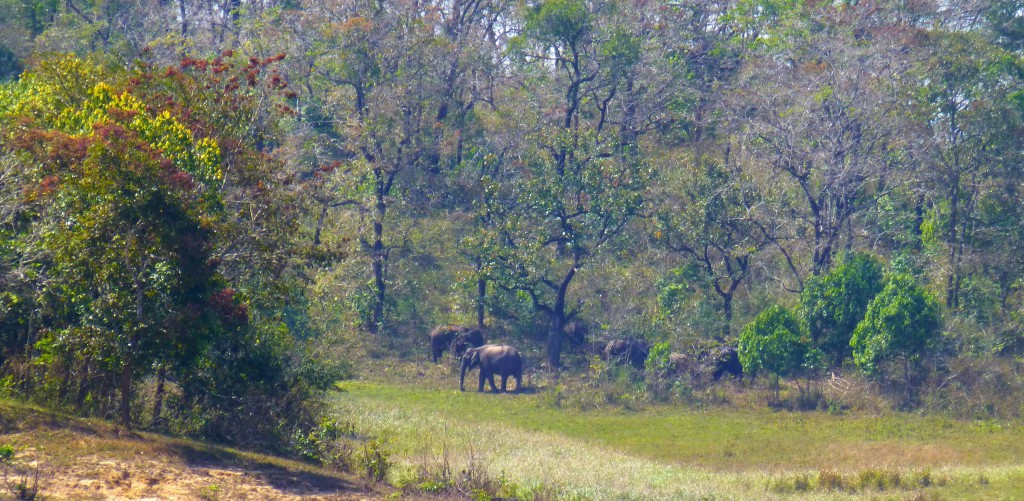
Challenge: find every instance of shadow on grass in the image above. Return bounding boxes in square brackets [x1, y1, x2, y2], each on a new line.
[168, 442, 359, 496]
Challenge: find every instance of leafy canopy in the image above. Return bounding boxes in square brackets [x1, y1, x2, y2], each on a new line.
[850, 274, 943, 376]
[738, 305, 809, 379]
[800, 252, 885, 365]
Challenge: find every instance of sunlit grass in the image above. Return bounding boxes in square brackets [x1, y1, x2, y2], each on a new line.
[331, 381, 1024, 499]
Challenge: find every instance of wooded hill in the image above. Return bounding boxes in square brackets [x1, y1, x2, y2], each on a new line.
[0, 0, 1023, 448]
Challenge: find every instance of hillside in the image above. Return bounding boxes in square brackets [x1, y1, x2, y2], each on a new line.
[0, 399, 385, 500]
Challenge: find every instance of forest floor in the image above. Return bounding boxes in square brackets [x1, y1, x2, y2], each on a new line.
[330, 359, 1024, 500]
[0, 398, 388, 500]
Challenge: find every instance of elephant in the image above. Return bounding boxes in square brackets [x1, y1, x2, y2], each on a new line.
[460, 344, 523, 393]
[712, 346, 743, 381]
[668, 352, 691, 375]
[453, 328, 485, 358]
[429, 325, 485, 363]
[563, 320, 590, 349]
[584, 340, 607, 359]
[604, 338, 650, 369]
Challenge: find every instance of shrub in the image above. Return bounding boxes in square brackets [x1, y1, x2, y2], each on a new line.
[738, 305, 814, 402]
[851, 273, 943, 405]
[359, 437, 392, 482]
[801, 252, 885, 366]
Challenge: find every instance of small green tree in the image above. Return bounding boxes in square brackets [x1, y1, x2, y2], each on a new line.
[800, 252, 885, 367]
[850, 273, 943, 405]
[738, 305, 812, 402]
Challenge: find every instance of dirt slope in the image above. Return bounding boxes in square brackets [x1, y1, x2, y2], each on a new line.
[0, 400, 387, 500]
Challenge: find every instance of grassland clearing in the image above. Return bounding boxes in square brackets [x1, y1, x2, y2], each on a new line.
[331, 377, 1024, 499]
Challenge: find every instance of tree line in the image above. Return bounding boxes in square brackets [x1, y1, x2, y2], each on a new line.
[0, 0, 1022, 431]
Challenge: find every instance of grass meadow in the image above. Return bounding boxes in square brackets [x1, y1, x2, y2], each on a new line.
[330, 372, 1024, 500]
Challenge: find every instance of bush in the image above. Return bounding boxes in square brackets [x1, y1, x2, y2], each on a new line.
[850, 273, 943, 405]
[801, 252, 885, 366]
[738, 305, 814, 402]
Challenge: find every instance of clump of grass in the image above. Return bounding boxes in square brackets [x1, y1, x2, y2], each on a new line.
[291, 417, 360, 470]
[197, 483, 221, 500]
[817, 469, 845, 491]
[769, 467, 949, 494]
[398, 443, 558, 501]
[856, 467, 902, 490]
[358, 437, 392, 483]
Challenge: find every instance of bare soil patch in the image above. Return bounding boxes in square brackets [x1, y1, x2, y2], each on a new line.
[0, 400, 388, 500]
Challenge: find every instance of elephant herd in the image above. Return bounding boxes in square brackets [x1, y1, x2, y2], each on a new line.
[428, 322, 745, 394]
[428, 324, 523, 393]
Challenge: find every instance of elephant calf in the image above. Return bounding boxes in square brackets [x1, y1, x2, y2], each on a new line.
[604, 338, 650, 369]
[460, 345, 523, 393]
[429, 325, 485, 363]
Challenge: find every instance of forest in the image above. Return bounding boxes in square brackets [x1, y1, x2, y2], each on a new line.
[0, 0, 1023, 478]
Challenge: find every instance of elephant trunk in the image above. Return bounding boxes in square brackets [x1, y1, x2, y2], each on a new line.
[460, 361, 468, 392]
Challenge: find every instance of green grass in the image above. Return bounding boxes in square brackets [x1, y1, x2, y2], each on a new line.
[330, 380, 1024, 499]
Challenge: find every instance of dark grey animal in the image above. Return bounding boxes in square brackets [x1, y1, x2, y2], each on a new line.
[453, 328, 485, 358]
[604, 338, 650, 369]
[460, 345, 523, 393]
[563, 320, 590, 349]
[429, 325, 485, 363]
[712, 347, 743, 381]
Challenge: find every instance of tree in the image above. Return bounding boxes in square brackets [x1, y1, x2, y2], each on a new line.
[800, 252, 885, 366]
[4, 55, 227, 428]
[657, 155, 775, 340]
[480, 0, 672, 367]
[850, 273, 943, 404]
[0, 52, 321, 438]
[738, 304, 816, 402]
[303, 1, 460, 333]
[736, 3, 910, 277]
[913, 30, 1024, 311]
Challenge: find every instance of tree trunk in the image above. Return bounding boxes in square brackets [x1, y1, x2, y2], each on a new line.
[152, 363, 166, 426]
[547, 260, 578, 369]
[548, 310, 565, 370]
[722, 293, 733, 340]
[369, 169, 387, 334]
[120, 353, 133, 429]
[475, 258, 486, 330]
[947, 175, 960, 309]
[913, 194, 925, 251]
[177, 0, 188, 37]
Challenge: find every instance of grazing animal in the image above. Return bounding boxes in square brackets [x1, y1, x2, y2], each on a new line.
[604, 338, 650, 369]
[453, 328, 485, 358]
[712, 347, 743, 381]
[460, 345, 523, 393]
[563, 320, 590, 349]
[668, 352, 691, 375]
[429, 325, 485, 363]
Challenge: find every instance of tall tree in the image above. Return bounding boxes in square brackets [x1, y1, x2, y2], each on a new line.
[656, 154, 774, 340]
[304, 1, 457, 333]
[914, 29, 1024, 310]
[481, 0, 675, 367]
[736, 3, 910, 277]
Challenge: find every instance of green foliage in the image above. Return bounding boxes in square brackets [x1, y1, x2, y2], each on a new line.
[0, 443, 13, 463]
[850, 274, 943, 378]
[0, 52, 337, 451]
[525, 0, 593, 48]
[738, 305, 808, 380]
[800, 252, 885, 365]
[358, 437, 392, 483]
